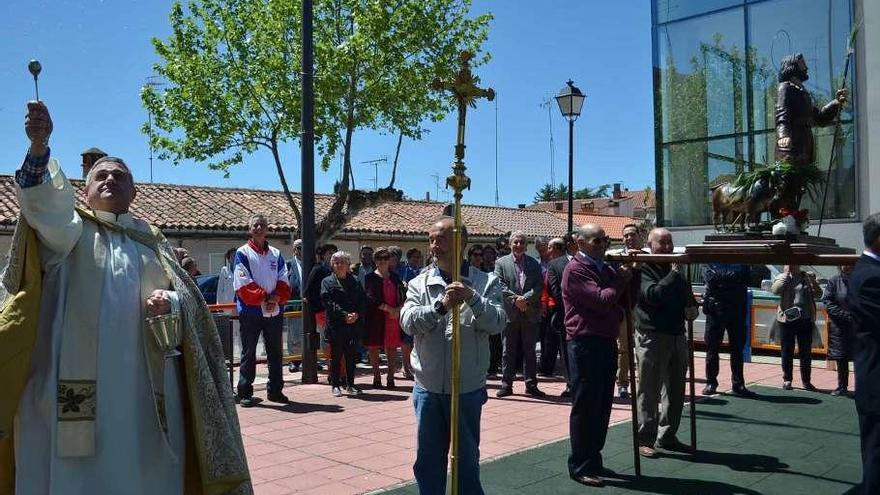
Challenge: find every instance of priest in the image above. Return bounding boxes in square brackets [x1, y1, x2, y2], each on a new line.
[0, 100, 252, 494]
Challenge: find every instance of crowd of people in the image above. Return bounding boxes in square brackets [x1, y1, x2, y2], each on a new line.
[7, 100, 880, 495]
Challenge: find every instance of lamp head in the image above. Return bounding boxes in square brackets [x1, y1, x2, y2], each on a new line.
[28, 59, 42, 78]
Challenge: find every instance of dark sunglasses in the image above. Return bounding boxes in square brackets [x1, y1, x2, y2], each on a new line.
[471, 252, 483, 257]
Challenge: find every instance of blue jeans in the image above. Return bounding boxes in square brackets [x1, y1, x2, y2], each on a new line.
[412, 385, 487, 495]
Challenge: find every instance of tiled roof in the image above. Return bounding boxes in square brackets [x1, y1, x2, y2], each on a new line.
[0, 176, 519, 238]
[626, 189, 656, 209]
[529, 190, 655, 214]
[0, 176, 639, 240]
[557, 213, 641, 240]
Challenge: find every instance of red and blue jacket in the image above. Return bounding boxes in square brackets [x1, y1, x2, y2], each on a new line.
[233, 239, 291, 316]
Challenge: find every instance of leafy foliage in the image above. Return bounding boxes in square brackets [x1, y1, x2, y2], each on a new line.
[533, 182, 610, 202]
[143, 0, 492, 237]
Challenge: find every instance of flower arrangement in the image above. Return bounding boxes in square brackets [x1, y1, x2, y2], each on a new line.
[772, 208, 810, 235]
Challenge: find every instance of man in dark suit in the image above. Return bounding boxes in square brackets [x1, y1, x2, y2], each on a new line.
[494, 231, 546, 397]
[545, 233, 578, 397]
[849, 212, 880, 495]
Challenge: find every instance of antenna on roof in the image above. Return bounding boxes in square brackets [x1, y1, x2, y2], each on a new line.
[360, 156, 388, 192]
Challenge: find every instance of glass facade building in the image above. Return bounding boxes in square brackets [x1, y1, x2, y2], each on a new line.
[652, 0, 857, 227]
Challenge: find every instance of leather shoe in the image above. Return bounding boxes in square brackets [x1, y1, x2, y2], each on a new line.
[638, 446, 657, 458]
[803, 382, 818, 392]
[657, 438, 691, 453]
[560, 387, 571, 398]
[239, 397, 256, 408]
[267, 392, 289, 404]
[495, 387, 513, 398]
[782, 381, 793, 390]
[831, 387, 846, 396]
[525, 386, 547, 398]
[732, 385, 756, 398]
[571, 474, 604, 487]
[701, 384, 717, 396]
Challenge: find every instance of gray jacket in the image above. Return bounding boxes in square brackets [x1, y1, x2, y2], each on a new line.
[493, 253, 543, 322]
[401, 265, 506, 394]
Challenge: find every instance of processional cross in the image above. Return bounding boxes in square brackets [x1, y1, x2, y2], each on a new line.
[431, 50, 494, 495]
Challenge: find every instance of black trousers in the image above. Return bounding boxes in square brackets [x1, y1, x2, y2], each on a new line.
[540, 314, 562, 375]
[330, 328, 359, 388]
[568, 335, 617, 477]
[237, 313, 284, 398]
[779, 318, 813, 383]
[860, 411, 880, 494]
[704, 310, 747, 388]
[837, 359, 851, 390]
[488, 334, 502, 375]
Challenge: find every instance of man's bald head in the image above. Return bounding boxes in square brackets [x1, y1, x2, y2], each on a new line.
[647, 228, 674, 254]
[575, 223, 610, 260]
[429, 216, 468, 267]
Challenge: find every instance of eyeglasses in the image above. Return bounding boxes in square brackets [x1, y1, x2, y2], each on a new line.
[588, 236, 610, 245]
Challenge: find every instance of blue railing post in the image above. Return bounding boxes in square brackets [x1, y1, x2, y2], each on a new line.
[743, 289, 753, 363]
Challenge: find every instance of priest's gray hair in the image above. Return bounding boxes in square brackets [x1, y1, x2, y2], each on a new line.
[86, 156, 133, 185]
[331, 250, 352, 265]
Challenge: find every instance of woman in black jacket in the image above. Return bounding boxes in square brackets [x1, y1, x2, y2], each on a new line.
[321, 251, 368, 397]
[822, 265, 855, 396]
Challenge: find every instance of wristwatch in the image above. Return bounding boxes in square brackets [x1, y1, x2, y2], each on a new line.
[434, 299, 448, 316]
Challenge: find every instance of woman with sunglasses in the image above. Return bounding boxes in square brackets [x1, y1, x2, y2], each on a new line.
[364, 247, 407, 388]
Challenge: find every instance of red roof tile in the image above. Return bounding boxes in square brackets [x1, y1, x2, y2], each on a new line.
[0, 176, 643, 240]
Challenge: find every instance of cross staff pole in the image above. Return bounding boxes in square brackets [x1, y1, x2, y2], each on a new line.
[432, 51, 494, 495]
[624, 296, 641, 477]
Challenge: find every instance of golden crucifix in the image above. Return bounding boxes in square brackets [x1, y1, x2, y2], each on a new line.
[432, 50, 494, 495]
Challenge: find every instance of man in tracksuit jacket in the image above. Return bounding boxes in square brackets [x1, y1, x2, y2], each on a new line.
[401, 217, 506, 495]
[234, 214, 291, 407]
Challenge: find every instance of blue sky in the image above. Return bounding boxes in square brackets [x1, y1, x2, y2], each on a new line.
[0, 0, 655, 207]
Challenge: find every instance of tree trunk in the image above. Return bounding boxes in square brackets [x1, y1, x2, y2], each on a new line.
[388, 130, 403, 189]
[270, 139, 303, 237]
[315, 70, 357, 244]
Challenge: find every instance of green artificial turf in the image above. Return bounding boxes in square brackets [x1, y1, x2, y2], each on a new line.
[380, 386, 861, 494]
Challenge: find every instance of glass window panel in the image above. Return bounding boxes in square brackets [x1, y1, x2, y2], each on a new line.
[662, 141, 708, 226]
[662, 137, 749, 227]
[748, 0, 855, 132]
[753, 124, 855, 220]
[657, 7, 747, 143]
[655, 0, 743, 24]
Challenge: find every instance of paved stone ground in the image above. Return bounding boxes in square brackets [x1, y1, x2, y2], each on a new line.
[236, 354, 858, 494]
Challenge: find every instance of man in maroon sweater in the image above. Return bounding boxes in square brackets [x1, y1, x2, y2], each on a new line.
[562, 224, 633, 487]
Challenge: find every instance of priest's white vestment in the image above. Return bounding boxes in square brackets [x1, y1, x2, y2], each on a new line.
[13, 161, 185, 494]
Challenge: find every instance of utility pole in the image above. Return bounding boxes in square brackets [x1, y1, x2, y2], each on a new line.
[540, 97, 556, 186]
[300, 0, 318, 383]
[360, 156, 388, 191]
[144, 75, 165, 183]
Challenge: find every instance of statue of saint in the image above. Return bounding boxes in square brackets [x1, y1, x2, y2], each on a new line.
[775, 53, 848, 210]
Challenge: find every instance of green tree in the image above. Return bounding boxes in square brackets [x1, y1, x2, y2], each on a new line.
[573, 183, 610, 200]
[533, 183, 558, 202]
[143, 0, 492, 240]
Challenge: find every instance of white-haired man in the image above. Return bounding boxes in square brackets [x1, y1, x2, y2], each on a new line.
[494, 230, 546, 397]
[1, 101, 250, 494]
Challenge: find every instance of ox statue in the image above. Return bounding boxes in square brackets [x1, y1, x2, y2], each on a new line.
[710, 175, 777, 232]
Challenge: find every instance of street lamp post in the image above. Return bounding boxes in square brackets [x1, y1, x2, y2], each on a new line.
[555, 80, 586, 233]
